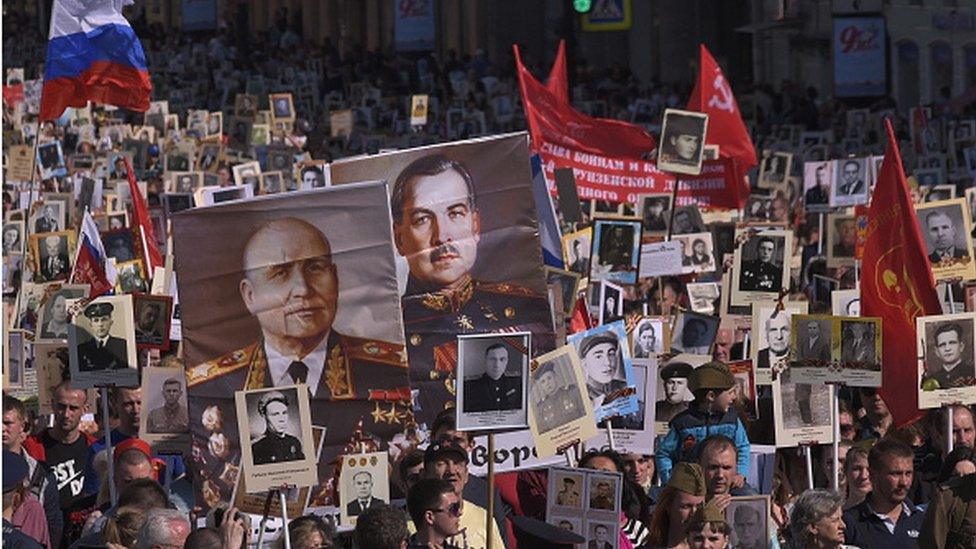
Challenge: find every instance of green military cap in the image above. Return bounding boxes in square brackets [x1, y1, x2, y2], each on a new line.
[691, 499, 727, 525]
[83, 302, 114, 319]
[665, 113, 701, 137]
[579, 333, 618, 358]
[689, 361, 735, 392]
[660, 361, 693, 381]
[668, 462, 706, 497]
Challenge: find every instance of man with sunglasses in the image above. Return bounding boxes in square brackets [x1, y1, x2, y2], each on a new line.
[407, 478, 463, 549]
[423, 441, 504, 549]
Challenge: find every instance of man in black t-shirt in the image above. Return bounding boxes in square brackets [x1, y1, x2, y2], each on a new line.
[23, 382, 93, 546]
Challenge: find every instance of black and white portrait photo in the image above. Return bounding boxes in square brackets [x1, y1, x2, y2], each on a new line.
[300, 164, 327, 190]
[830, 158, 869, 206]
[142, 366, 190, 434]
[826, 215, 857, 268]
[2, 221, 23, 255]
[657, 109, 708, 175]
[654, 354, 710, 432]
[552, 470, 584, 508]
[915, 199, 976, 281]
[236, 384, 317, 492]
[590, 219, 641, 285]
[173, 172, 201, 194]
[102, 229, 136, 262]
[31, 202, 63, 234]
[686, 282, 720, 315]
[674, 232, 716, 274]
[726, 497, 770, 549]
[803, 160, 833, 210]
[31, 232, 72, 282]
[36, 285, 89, 343]
[631, 317, 664, 358]
[134, 294, 172, 350]
[162, 193, 194, 218]
[598, 281, 623, 325]
[261, 172, 284, 194]
[456, 333, 530, 431]
[638, 194, 671, 234]
[528, 348, 595, 453]
[669, 311, 720, 355]
[562, 229, 592, 279]
[68, 295, 138, 388]
[732, 231, 792, 305]
[918, 313, 976, 408]
[568, 323, 638, 422]
[546, 267, 582, 317]
[588, 475, 619, 512]
[758, 151, 792, 189]
[669, 206, 705, 235]
[270, 93, 295, 120]
[751, 303, 807, 385]
[338, 451, 390, 526]
[5, 330, 26, 389]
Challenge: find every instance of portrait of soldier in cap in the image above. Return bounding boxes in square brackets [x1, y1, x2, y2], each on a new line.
[531, 356, 587, 434]
[147, 377, 190, 434]
[578, 332, 627, 407]
[250, 389, 305, 465]
[656, 361, 693, 423]
[76, 302, 128, 371]
[555, 475, 581, 507]
[657, 109, 708, 175]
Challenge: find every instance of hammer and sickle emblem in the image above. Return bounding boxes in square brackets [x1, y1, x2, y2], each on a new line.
[707, 73, 735, 114]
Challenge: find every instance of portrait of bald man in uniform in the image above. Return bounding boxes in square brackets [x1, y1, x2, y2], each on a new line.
[175, 184, 409, 509]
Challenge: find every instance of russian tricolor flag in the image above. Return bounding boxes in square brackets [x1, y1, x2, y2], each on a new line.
[39, 0, 152, 121]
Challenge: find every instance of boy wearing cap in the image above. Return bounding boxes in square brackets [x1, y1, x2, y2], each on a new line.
[685, 500, 732, 549]
[655, 361, 750, 485]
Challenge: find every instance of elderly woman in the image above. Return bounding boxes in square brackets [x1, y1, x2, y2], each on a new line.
[788, 490, 854, 549]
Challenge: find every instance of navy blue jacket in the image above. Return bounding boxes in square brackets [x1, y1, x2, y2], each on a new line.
[842, 496, 924, 548]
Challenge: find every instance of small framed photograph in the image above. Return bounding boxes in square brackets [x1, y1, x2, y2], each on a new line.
[915, 167, 942, 187]
[260, 171, 284, 194]
[232, 161, 262, 186]
[826, 214, 857, 268]
[926, 184, 956, 202]
[115, 259, 148, 294]
[410, 94, 429, 126]
[728, 359, 758, 419]
[550, 469, 585, 509]
[597, 358, 655, 452]
[598, 281, 624, 325]
[133, 293, 172, 350]
[4, 329, 27, 390]
[36, 140, 67, 179]
[338, 451, 390, 527]
[68, 294, 139, 388]
[802, 160, 833, 211]
[587, 472, 621, 512]
[234, 93, 258, 117]
[772, 371, 835, 447]
[590, 218, 641, 285]
[726, 496, 771, 549]
[917, 312, 976, 408]
[527, 346, 598, 457]
[34, 342, 80, 414]
[266, 147, 294, 174]
[297, 162, 328, 190]
[546, 267, 582, 317]
[673, 232, 716, 274]
[251, 124, 271, 146]
[687, 282, 721, 315]
[35, 284, 89, 343]
[269, 93, 295, 121]
[758, 151, 792, 189]
[657, 108, 708, 175]
[236, 384, 317, 492]
[2, 220, 25, 255]
[791, 315, 882, 387]
[206, 111, 223, 139]
[669, 206, 706, 235]
[751, 302, 809, 385]
[562, 228, 592, 281]
[227, 116, 254, 150]
[102, 228, 137, 262]
[162, 193, 194, 219]
[630, 316, 667, 359]
[731, 230, 793, 306]
[670, 310, 720, 355]
[832, 288, 860, 317]
[567, 321, 639, 423]
[830, 158, 869, 207]
[139, 365, 190, 452]
[197, 184, 254, 206]
[590, 199, 625, 219]
[30, 201, 65, 234]
[456, 332, 530, 432]
[637, 193, 671, 235]
[702, 144, 720, 160]
[197, 142, 222, 172]
[914, 198, 976, 281]
[31, 230, 75, 283]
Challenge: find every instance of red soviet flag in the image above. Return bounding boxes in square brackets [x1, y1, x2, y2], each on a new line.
[545, 40, 570, 105]
[514, 44, 655, 158]
[125, 157, 163, 273]
[686, 44, 756, 204]
[862, 118, 941, 428]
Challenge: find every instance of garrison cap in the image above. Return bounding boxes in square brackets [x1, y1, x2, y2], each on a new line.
[689, 361, 735, 392]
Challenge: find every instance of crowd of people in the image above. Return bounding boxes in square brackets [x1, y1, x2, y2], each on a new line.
[4, 5, 976, 549]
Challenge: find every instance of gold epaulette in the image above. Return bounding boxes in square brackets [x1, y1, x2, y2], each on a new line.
[477, 281, 543, 299]
[187, 342, 260, 387]
[340, 334, 407, 368]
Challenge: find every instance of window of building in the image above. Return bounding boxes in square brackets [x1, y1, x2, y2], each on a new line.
[897, 40, 920, 108]
[930, 41, 954, 100]
[966, 44, 976, 89]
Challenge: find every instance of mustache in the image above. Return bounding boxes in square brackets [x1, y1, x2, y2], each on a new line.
[429, 243, 461, 262]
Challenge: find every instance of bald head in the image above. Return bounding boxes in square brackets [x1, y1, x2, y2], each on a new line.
[239, 218, 339, 357]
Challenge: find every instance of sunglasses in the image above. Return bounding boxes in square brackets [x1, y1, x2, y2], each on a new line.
[430, 501, 463, 517]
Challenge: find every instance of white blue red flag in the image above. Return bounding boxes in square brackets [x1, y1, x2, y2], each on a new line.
[39, 0, 152, 121]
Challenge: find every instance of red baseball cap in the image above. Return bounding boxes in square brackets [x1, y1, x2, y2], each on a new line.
[113, 438, 152, 465]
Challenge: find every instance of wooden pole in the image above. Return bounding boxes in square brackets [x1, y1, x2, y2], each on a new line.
[486, 433, 495, 549]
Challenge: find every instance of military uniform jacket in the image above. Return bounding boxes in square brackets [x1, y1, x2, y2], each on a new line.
[146, 405, 189, 434]
[535, 386, 585, 434]
[738, 260, 782, 292]
[401, 276, 555, 426]
[463, 373, 522, 412]
[251, 431, 304, 465]
[924, 364, 968, 390]
[187, 330, 408, 509]
[77, 336, 128, 371]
